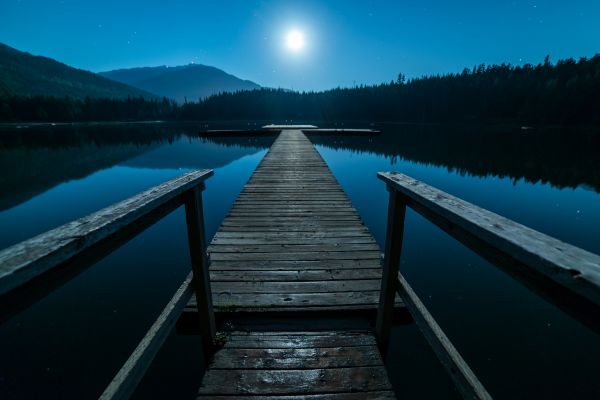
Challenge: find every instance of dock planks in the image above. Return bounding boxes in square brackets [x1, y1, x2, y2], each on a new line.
[189, 129, 399, 313]
[197, 331, 395, 399]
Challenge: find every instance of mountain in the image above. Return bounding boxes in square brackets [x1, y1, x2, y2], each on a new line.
[0, 43, 154, 99]
[99, 64, 260, 103]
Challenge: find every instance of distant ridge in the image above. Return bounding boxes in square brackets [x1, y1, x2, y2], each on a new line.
[0, 43, 154, 99]
[100, 64, 260, 103]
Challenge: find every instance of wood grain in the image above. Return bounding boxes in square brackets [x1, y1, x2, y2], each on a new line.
[197, 331, 394, 398]
[0, 169, 213, 296]
[192, 130, 401, 313]
[378, 171, 600, 307]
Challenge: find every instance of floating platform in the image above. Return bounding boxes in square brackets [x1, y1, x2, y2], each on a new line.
[263, 124, 320, 129]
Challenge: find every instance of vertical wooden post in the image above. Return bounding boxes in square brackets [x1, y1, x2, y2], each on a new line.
[184, 184, 216, 355]
[376, 186, 407, 357]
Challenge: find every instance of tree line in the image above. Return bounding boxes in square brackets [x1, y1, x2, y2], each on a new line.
[2, 55, 599, 125]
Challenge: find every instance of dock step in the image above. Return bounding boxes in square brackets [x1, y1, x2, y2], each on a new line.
[197, 331, 396, 399]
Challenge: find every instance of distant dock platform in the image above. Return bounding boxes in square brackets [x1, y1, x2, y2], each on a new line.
[199, 124, 380, 136]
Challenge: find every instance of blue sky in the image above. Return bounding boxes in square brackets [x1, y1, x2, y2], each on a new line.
[1, 0, 599, 91]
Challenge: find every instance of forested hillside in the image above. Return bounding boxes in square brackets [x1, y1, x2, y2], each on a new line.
[2, 55, 599, 126]
[0, 43, 154, 100]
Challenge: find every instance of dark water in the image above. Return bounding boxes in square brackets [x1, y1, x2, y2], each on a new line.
[0, 122, 598, 399]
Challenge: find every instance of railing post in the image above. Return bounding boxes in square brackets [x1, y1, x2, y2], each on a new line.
[184, 184, 216, 356]
[376, 186, 407, 356]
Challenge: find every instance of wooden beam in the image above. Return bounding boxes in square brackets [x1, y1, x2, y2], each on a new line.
[0, 169, 213, 297]
[397, 272, 492, 400]
[184, 185, 216, 351]
[378, 171, 600, 307]
[376, 189, 407, 355]
[99, 274, 194, 400]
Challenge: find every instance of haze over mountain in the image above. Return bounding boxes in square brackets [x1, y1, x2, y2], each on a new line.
[0, 43, 153, 99]
[100, 64, 260, 103]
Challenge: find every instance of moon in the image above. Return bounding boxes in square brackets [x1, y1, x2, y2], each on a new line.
[285, 30, 305, 52]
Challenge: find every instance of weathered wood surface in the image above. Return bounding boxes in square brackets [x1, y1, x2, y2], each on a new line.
[189, 130, 400, 312]
[378, 171, 600, 307]
[263, 124, 319, 129]
[184, 186, 216, 350]
[0, 169, 213, 297]
[197, 394, 395, 400]
[376, 189, 407, 355]
[197, 331, 395, 398]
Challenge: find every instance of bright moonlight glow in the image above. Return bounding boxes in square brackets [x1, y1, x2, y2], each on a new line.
[285, 30, 305, 52]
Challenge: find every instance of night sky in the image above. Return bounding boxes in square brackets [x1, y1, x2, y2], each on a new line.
[1, 0, 599, 91]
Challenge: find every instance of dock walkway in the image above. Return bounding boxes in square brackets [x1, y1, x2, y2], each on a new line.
[197, 129, 394, 313]
[194, 129, 397, 398]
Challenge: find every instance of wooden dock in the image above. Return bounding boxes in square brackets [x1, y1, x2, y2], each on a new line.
[199, 125, 380, 136]
[191, 129, 396, 313]
[187, 129, 399, 398]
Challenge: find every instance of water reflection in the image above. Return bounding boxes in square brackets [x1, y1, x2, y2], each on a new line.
[0, 124, 272, 212]
[309, 124, 600, 192]
[0, 122, 598, 399]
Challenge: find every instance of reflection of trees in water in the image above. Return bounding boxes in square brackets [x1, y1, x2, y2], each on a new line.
[197, 135, 275, 150]
[0, 124, 274, 211]
[0, 123, 276, 149]
[309, 124, 600, 193]
[1, 121, 597, 212]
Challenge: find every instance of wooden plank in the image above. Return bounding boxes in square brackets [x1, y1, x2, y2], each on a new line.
[198, 367, 392, 395]
[378, 171, 600, 307]
[210, 238, 376, 246]
[100, 274, 194, 400]
[218, 227, 371, 232]
[396, 272, 492, 400]
[221, 217, 362, 223]
[209, 269, 385, 282]
[223, 332, 377, 348]
[197, 392, 396, 400]
[209, 244, 379, 253]
[228, 331, 371, 337]
[185, 304, 397, 314]
[204, 130, 388, 312]
[209, 259, 381, 270]
[211, 346, 383, 369]
[376, 189, 407, 355]
[263, 124, 319, 129]
[184, 186, 216, 351]
[0, 169, 213, 297]
[199, 291, 402, 309]
[213, 231, 373, 239]
[211, 280, 382, 294]
[210, 251, 381, 262]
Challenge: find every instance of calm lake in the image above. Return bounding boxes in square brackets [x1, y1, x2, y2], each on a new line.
[0, 122, 599, 399]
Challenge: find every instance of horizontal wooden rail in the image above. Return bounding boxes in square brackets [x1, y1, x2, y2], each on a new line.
[378, 171, 600, 307]
[0, 169, 213, 297]
[100, 273, 194, 400]
[0, 169, 216, 399]
[376, 171, 600, 399]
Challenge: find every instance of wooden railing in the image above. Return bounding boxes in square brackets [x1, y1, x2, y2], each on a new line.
[376, 171, 600, 400]
[0, 169, 215, 400]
